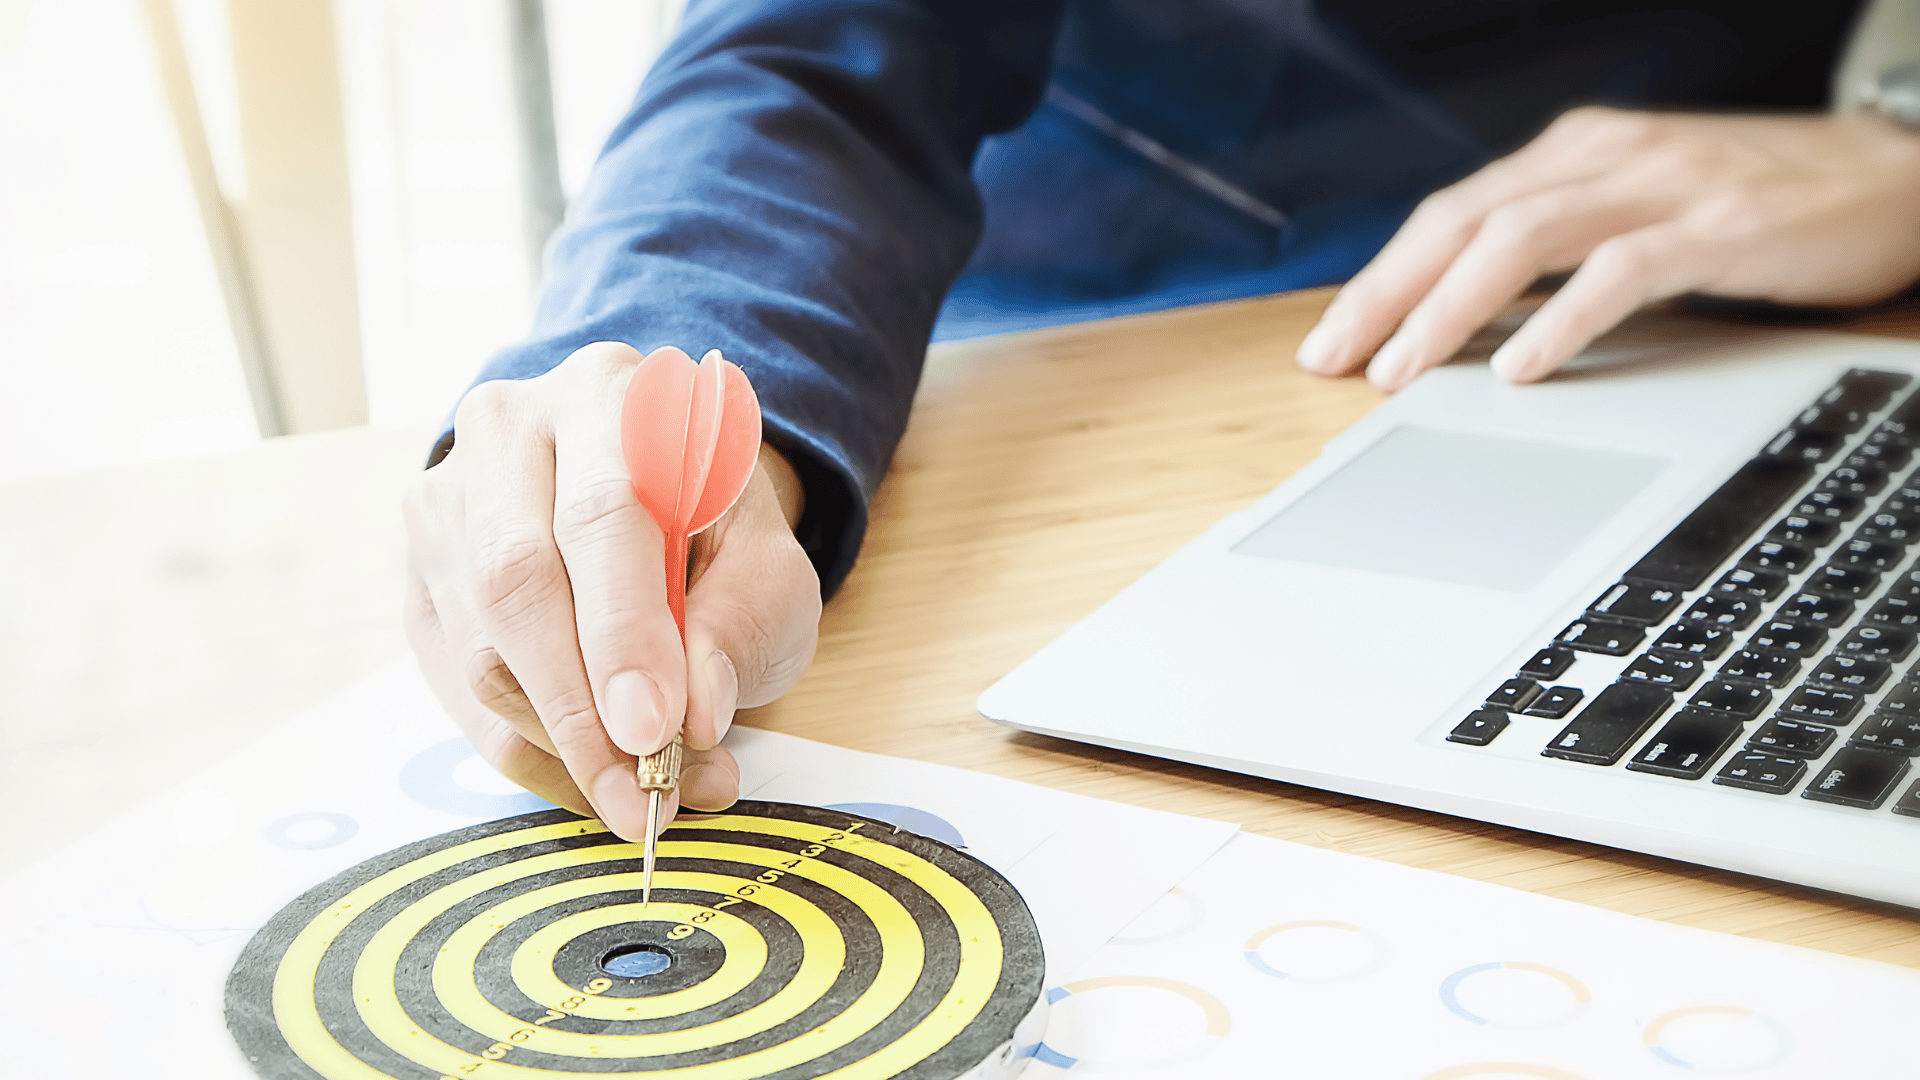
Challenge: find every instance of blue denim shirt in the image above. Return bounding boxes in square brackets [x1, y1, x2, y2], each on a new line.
[452, 0, 1860, 595]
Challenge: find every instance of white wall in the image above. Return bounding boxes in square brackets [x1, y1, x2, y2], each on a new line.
[0, 0, 678, 480]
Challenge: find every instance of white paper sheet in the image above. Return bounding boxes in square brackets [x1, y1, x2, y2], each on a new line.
[1027, 832, 1920, 1079]
[6, 660, 1917, 1079]
[0, 661, 1237, 1079]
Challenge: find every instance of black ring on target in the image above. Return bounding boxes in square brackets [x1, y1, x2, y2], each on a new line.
[227, 801, 1044, 1079]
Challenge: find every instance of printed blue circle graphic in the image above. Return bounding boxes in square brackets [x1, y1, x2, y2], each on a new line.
[1439, 962, 1589, 1030]
[1034, 976, 1230, 1072]
[1241, 920, 1387, 982]
[1644, 1006, 1792, 1073]
[822, 803, 966, 848]
[262, 812, 359, 851]
[400, 737, 554, 817]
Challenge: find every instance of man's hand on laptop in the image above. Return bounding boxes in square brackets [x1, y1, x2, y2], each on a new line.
[1297, 105, 1920, 391]
[401, 342, 821, 839]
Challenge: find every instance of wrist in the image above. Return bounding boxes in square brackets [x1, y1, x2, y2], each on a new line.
[758, 442, 805, 530]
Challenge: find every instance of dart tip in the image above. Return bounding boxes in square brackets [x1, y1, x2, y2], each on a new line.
[642, 790, 662, 908]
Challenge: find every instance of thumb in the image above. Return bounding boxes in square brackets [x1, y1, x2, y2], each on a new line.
[682, 463, 821, 751]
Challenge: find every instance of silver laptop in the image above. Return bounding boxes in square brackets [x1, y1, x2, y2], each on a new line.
[978, 323, 1920, 908]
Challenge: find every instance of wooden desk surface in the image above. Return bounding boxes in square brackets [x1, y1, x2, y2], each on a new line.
[4, 288, 1917, 970]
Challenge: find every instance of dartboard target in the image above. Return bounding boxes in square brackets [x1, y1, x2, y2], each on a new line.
[227, 802, 1046, 1080]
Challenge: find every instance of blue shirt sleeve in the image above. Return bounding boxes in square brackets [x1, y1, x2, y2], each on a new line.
[446, 0, 1067, 597]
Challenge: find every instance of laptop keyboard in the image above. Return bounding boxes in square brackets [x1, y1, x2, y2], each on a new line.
[1449, 367, 1920, 816]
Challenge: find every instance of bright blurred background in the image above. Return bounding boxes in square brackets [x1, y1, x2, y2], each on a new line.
[0, 0, 680, 481]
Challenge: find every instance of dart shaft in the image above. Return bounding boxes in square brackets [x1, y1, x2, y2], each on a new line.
[638, 734, 682, 909]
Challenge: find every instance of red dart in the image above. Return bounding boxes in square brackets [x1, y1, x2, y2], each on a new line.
[620, 346, 762, 903]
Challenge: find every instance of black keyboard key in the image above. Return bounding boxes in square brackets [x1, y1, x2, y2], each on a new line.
[1795, 371, 1907, 435]
[1627, 709, 1745, 779]
[1881, 566, 1920, 601]
[1763, 427, 1845, 463]
[1839, 624, 1917, 662]
[1881, 681, 1920, 716]
[1587, 581, 1682, 625]
[1882, 482, 1920, 515]
[1852, 712, 1920, 755]
[1864, 595, 1920, 629]
[1486, 678, 1542, 711]
[1794, 491, 1864, 522]
[1856, 510, 1920, 544]
[1627, 458, 1815, 589]
[1777, 684, 1867, 725]
[1803, 747, 1911, 808]
[1832, 538, 1903, 571]
[1806, 564, 1880, 599]
[1840, 368, 1910, 395]
[1874, 385, 1920, 444]
[1893, 780, 1920, 818]
[1873, 422, 1920, 452]
[1776, 591, 1854, 625]
[1710, 566, 1788, 601]
[1522, 685, 1584, 719]
[1846, 446, 1911, 474]
[1448, 708, 1511, 746]
[1621, 650, 1707, 690]
[1767, 515, 1839, 547]
[1679, 594, 1763, 629]
[1518, 646, 1576, 682]
[1651, 621, 1736, 659]
[1808, 654, 1893, 693]
[1715, 751, 1808, 794]
[1556, 619, 1643, 656]
[1688, 680, 1771, 720]
[1745, 619, 1826, 657]
[1821, 463, 1888, 497]
[1738, 539, 1810, 573]
[1749, 718, 1836, 759]
[1852, 439, 1914, 470]
[1542, 682, 1673, 766]
[1716, 649, 1798, 688]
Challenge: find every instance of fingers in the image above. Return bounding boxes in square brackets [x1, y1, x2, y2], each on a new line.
[403, 577, 591, 815]
[1490, 219, 1707, 382]
[406, 476, 558, 757]
[1361, 183, 1673, 390]
[1298, 108, 1654, 378]
[455, 373, 654, 842]
[682, 458, 821, 755]
[546, 344, 688, 760]
[1295, 189, 1481, 376]
[402, 343, 822, 844]
[679, 745, 742, 812]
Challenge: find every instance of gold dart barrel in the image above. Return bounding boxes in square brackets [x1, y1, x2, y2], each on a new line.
[636, 735, 683, 907]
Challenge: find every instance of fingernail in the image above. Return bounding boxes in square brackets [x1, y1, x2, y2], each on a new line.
[1367, 344, 1413, 390]
[1489, 342, 1531, 382]
[606, 670, 671, 755]
[591, 762, 649, 841]
[679, 762, 737, 812]
[705, 651, 739, 742]
[1297, 323, 1343, 373]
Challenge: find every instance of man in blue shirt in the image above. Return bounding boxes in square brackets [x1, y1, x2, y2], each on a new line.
[402, 0, 1920, 837]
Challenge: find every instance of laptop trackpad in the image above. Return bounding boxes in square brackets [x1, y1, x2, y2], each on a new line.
[1231, 425, 1669, 592]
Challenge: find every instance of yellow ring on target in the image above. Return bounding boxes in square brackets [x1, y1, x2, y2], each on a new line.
[383, 842, 915, 1061]
[273, 819, 598, 1080]
[506, 891, 767, 1020]
[272, 813, 1009, 1080]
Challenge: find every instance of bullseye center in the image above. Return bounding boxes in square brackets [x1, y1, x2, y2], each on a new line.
[601, 943, 673, 979]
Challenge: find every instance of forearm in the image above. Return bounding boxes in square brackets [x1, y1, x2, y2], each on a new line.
[462, 0, 1066, 594]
